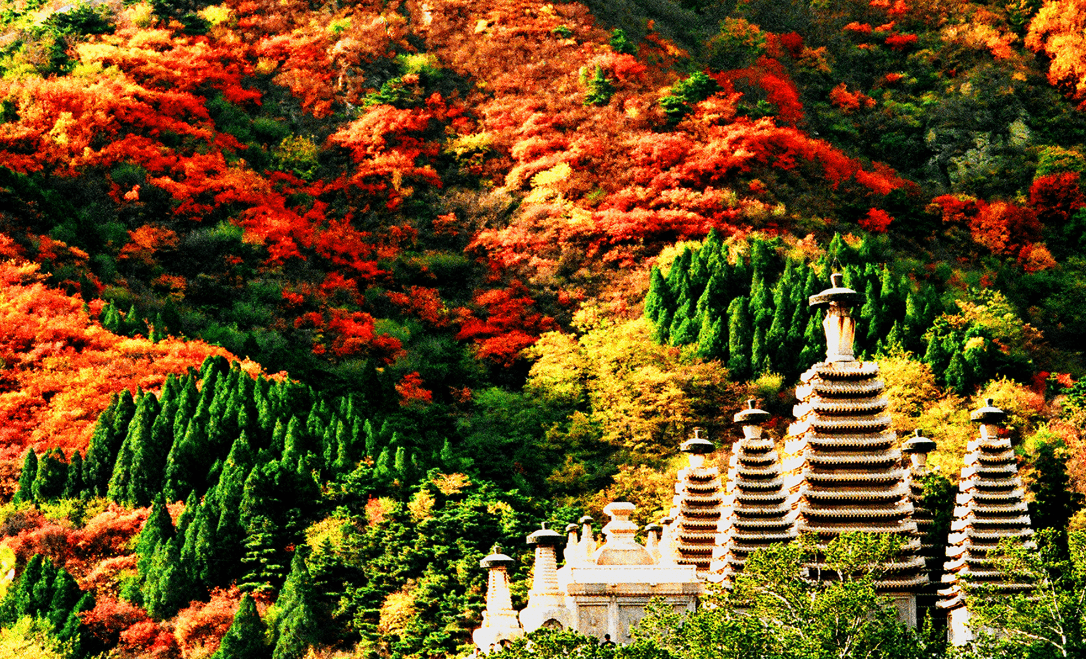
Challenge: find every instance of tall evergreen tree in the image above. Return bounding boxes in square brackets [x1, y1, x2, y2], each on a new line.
[84, 390, 136, 495]
[726, 296, 752, 380]
[270, 550, 320, 659]
[32, 449, 68, 503]
[13, 449, 37, 504]
[108, 391, 160, 505]
[213, 593, 268, 659]
[751, 325, 769, 376]
[695, 314, 726, 360]
[669, 313, 698, 347]
[798, 311, 823, 367]
[137, 495, 175, 581]
[63, 451, 84, 500]
[143, 535, 193, 619]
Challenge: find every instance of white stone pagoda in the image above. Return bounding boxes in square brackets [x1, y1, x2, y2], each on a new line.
[938, 399, 1034, 645]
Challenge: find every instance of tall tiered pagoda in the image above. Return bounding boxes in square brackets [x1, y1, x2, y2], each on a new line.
[781, 273, 927, 623]
[668, 429, 726, 576]
[710, 399, 794, 583]
[939, 400, 1034, 645]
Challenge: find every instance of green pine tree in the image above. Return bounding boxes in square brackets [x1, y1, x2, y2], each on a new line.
[137, 495, 175, 581]
[726, 296, 752, 380]
[63, 451, 84, 499]
[695, 314, 726, 360]
[798, 311, 823, 367]
[751, 325, 769, 376]
[213, 593, 268, 659]
[84, 390, 136, 495]
[14, 449, 38, 504]
[644, 267, 672, 326]
[270, 550, 320, 659]
[32, 449, 68, 503]
[944, 350, 969, 395]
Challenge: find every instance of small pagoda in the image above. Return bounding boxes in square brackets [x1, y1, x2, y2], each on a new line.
[938, 399, 1034, 645]
[668, 429, 726, 576]
[781, 273, 926, 623]
[902, 429, 944, 625]
[473, 547, 525, 652]
[710, 399, 794, 583]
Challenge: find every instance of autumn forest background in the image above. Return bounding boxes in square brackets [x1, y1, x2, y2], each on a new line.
[1, 0, 1086, 655]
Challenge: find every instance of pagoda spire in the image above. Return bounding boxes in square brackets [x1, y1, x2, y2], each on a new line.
[808, 272, 863, 363]
[711, 399, 794, 583]
[939, 400, 1034, 645]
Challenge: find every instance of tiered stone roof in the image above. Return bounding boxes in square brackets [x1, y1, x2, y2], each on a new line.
[781, 274, 926, 592]
[939, 400, 1033, 613]
[711, 400, 794, 582]
[669, 429, 725, 576]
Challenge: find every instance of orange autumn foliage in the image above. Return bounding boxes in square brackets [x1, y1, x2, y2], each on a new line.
[174, 588, 243, 658]
[1027, 0, 1086, 105]
[0, 248, 256, 460]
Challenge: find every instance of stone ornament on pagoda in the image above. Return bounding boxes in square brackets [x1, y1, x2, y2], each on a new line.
[472, 547, 525, 652]
[781, 272, 927, 625]
[938, 399, 1034, 646]
[667, 429, 726, 577]
[710, 399, 795, 583]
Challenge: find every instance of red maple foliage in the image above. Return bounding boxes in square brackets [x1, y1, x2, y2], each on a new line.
[1030, 172, 1085, 225]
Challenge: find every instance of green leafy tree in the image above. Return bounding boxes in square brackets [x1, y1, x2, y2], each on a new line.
[963, 530, 1086, 657]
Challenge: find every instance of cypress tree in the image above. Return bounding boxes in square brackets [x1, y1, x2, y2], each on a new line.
[281, 417, 310, 467]
[798, 311, 823, 367]
[944, 350, 969, 395]
[211, 461, 248, 587]
[14, 449, 38, 504]
[270, 418, 288, 456]
[903, 291, 924, 352]
[695, 314, 726, 360]
[137, 495, 175, 581]
[84, 390, 135, 495]
[108, 391, 160, 504]
[749, 274, 773, 331]
[143, 536, 192, 619]
[879, 321, 905, 356]
[101, 301, 122, 334]
[860, 279, 881, 355]
[923, 331, 947, 378]
[181, 494, 216, 589]
[375, 447, 393, 484]
[63, 451, 84, 500]
[363, 420, 378, 459]
[695, 270, 728, 321]
[751, 325, 769, 376]
[213, 593, 268, 659]
[32, 449, 68, 503]
[643, 266, 672, 325]
[164, 417, 207, 502]
[270, 550, 320, 659]
[669, 313, 698, 347]
[46, 569, 81, 630]
[726, 296, 752, 380]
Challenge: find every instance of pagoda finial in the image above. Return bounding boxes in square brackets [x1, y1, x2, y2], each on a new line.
[681, 428, 714, 467]
[733, 399, 771, 440]
[970, 398, 1006, 442]
[808, 272, 863, 363]
[902, 429, 937, 471]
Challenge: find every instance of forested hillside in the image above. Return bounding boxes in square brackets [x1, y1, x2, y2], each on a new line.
[1, 0, 1086, 655]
